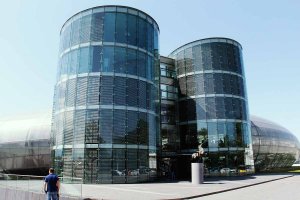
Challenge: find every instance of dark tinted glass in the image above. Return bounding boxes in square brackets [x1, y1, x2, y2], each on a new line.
[100, 76, 113, 104]
[138, 18, 147, 49]
[103, 46, 114, 72]
[92, 46, 102, 72]
[116, 13, 127, 44]
[99, 109, 113, 144]
[114, 77, 126, 106]
[127, 14, 137, 46]
[127, 49, 137, 75]
[114, 47, 126, 73]
[103, 13, 116, 42]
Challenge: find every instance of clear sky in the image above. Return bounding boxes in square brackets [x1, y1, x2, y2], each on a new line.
[0, 0, 299, 140]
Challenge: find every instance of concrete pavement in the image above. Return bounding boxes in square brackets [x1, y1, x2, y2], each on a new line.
[81, 174, 295, 200]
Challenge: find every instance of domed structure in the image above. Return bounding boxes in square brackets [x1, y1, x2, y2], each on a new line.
[0, 111, 51, 175]
[251, 115, 300, 171]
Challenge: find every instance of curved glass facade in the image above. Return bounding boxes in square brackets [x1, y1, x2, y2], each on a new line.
[52, 6, 160, 183]
[0, 112, 51, 175]
[169, 38, 254, 177]
[251, 116, 300, 171]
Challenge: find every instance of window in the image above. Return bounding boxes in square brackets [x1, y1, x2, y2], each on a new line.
[127, 49, 137, 75]
[138, 18, 147, 49]
[127, 14, 137, 46]
[116, 13, 127, 44]
[103, 46, 114, 72]
[103, 13, 116, 42]
[114, 47, 126, 73]
[78, 47, 91, 73]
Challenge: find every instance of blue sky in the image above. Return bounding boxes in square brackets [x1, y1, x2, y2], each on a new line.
[0, 0, 299, 140]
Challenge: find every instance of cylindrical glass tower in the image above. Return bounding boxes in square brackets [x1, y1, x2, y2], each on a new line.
[51, 5, 160, 183]
[169, 38, 254, 177]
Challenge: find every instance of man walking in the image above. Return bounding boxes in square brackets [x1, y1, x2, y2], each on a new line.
[44, 168, 60, 200]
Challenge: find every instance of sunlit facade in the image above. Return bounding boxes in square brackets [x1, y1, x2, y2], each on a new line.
[1, 5, 299, 183]
[51, 5, 160, 183]
[167, 38, 254, 178]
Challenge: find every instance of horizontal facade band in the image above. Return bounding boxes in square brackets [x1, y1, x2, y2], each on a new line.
[61, 6, 159, 35]
[178, 147, 247, 154]
[54, 105, 157, 116]
[177, 70, 244, 79]
[52, 144, 156, 150]
[178, 119, 249, 125]
[169, 38, 242, 57]
[57, 72, 156, 86]
[178, 94, 247, 101]
[60, 42, 155, 58]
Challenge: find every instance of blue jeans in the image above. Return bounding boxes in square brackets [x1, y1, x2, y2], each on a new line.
[46, 192, 59, 200]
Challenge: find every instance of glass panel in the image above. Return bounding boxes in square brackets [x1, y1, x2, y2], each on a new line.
[69, 49, 79, 74]
[138, 18, 147, 49]
[76, 77, 88, 106]
[66, 79, 76, 107]
[204, 73, 214, 94]
[116, 13, 127, 44]
[127, 49, 137, 75]
[192, 45, 203, 71]
[99, 109, 113, 144]
[85, 110, 99, 144]
[147, 55, 153, 80]
[100, 76, 113, 105]
[103, 13, 116, 42]
[127, 111, 138, 144]
[92, 46, 102, 72]
[137, 51, 146, 78]
[91, 12, 104, 42]
[217, 122, 227, 147]
[87, 76, 100, 105]
[206, 97, 216, 119]
[208, 122, 218, 149]
[195, 74, 205, 95]
[138, 112, 148, 145]
[114, 47, 126, 73]
[215, 97, 225, 119]
[71, 18, 80, 46]
[74, 110, 86, 144]
[147, 23, 154, 52]
[113, 110, 126, 144]
[114, 77, 126, 106]
[127, 78, 138, 107]
[80, 14, 92, 43]
[138, 80, 147, 109]
[127, 14, 137, 46]
[201, 43, 212, 70]
[103, 46, 114, 72]
[196, 98, 206, 120]
[227, 122, 236, 147]
[78, 47, 91, 73]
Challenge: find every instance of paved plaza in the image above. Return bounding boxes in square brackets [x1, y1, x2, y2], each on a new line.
[1, 174, 299, 200]
[80, 174, 297, 200]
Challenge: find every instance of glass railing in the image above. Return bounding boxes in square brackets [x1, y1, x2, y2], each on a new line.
[0, 173, 82, 198]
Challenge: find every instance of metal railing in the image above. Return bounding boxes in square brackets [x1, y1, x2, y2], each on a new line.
[0, 173, 83, 198]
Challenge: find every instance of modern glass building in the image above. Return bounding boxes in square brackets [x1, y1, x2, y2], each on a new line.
[1, 5, 298, 183]
[251, 116, 300, 171]
[159, 56, 179, 175]
[51, 5, 160, 183]
[168, 38, 254, 178]
[0, 112, 51, 175]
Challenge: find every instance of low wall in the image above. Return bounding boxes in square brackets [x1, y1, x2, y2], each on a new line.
[0, 187, 81, 200]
